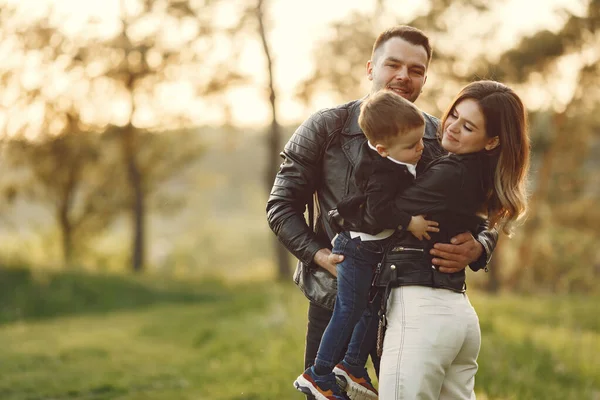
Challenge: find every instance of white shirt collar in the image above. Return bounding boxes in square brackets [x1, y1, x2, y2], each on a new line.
[367, 141, 417, 177]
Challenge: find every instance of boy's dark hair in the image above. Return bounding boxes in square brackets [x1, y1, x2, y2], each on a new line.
[359, 90, 425, 145]
[372, 25, 432, 64]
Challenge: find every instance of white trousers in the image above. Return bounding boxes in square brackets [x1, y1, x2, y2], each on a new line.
[379, 286, 481, 400]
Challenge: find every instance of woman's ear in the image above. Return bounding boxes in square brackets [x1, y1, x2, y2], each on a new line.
[485, 136, 500, 151]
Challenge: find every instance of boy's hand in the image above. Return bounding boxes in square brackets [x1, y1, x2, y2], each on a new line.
[407, 215, 439, 240]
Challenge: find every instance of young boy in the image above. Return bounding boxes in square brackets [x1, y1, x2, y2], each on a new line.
[293, 90, 439, 400]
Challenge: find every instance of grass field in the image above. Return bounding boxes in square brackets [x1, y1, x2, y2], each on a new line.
[0, 267, 598, 399]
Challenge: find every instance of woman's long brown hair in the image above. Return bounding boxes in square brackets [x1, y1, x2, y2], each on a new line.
[440, 80, 530, 235]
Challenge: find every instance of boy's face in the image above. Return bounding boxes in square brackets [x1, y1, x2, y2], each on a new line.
[376, 125, 425, 164]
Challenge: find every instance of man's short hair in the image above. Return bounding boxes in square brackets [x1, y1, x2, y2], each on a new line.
[372, 25, 432, 64]
[359, 90, 425, 145]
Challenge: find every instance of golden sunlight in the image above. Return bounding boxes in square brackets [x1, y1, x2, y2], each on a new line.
[1, 0, 587, 130]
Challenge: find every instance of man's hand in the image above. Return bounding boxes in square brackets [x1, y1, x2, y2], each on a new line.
[313, 248, 344, 277]
[430, 232, 483, 274]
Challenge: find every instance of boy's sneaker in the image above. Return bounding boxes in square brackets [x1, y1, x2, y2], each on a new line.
[294, 366, 350, 400]
[333, 361, 378, 400]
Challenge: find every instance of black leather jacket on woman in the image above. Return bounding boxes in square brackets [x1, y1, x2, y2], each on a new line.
[379, 152, 496, 293]
[266, 98, 498, 310]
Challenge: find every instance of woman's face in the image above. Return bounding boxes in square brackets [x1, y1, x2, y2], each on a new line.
[442, 98, 496, 154]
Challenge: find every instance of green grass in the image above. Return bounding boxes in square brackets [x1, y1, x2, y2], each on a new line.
[0, 267, 598, 399]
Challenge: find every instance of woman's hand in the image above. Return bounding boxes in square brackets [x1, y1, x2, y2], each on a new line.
[313, 248, 344, 277]
[430, 232, 484, 273]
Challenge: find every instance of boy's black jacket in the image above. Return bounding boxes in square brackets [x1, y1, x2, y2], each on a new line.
[334, 141, 414, 235]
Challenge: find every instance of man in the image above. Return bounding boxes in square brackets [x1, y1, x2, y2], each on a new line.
[266, 26, 496, 400]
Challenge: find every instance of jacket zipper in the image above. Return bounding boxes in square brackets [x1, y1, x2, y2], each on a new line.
[390, 246, 424, 253]
[372, 246, 424, 285]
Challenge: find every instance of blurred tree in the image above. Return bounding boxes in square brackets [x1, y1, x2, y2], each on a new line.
[295, 0, 490, 115]
[254, 0, 291, 281]
[0, 143, 20, 231]
[0, 16, 124, 266]
[0, 0, 245, 271]
[4, 126, 126, 267]
[474, 0, 600, 292]
[133, 128, 205, 217]
[73, 0, 246, 272]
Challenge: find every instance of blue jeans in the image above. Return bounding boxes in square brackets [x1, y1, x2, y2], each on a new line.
[314, 231, 387, 371]
[344, 287, 383, 367]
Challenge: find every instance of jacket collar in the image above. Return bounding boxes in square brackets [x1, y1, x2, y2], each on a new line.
[422, 111, 439, 140]
[366, 140, 417, 177]
[449, 151, 487, 161]
[341, 98, 366, 136]
[342, 96, 439, 139]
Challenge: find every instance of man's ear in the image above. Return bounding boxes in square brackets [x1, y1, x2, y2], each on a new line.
[485, 136, 500, 151]
[366, 60, 373, 81]
[375, 143, 388, 157]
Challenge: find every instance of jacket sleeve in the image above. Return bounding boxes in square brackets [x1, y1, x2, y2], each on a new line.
[363, 168, 413, 231]
[265, 110, 338, 266]
[391, 158, 498, 271]
[470, 222, 498, 271]
[392, 158, 462, 216]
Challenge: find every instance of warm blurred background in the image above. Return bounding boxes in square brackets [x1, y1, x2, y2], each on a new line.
[0, 0, 598, 399]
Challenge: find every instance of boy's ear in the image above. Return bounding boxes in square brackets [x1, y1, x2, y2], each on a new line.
[485, 136, 500, 151]
[375, 143, 389, 158]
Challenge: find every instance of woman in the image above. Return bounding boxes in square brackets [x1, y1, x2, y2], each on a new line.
[377, 80, 530, 399]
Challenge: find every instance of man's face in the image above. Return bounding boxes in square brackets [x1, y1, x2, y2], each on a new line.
[367, 37, 428, 103]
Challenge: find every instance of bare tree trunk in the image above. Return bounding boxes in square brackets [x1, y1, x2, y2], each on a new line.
[58, 166, 78, 267]
[485, 237, 501, 293]
[58, 205, 73, 267]
[119, 0, 146, 273]
[122, 122, 145, 273]
[257, 0, 290, 281]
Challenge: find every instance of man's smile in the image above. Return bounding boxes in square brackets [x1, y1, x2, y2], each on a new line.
[387, 85, 410, 97]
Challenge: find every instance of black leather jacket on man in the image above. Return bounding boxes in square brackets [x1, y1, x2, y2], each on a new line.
[266, 98, 498, 310]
